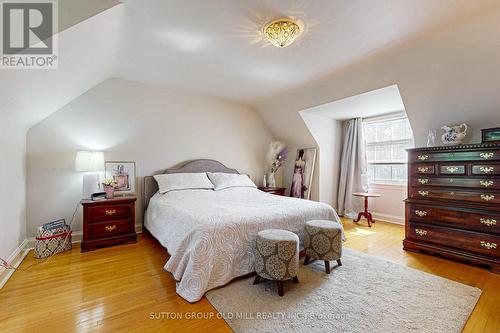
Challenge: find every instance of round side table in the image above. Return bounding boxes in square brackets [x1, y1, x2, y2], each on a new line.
[352, 192, 381, 227]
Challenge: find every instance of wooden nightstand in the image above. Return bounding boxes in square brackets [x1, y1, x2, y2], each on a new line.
[258, 187, 286, 196]
[80, 196, 137, 252]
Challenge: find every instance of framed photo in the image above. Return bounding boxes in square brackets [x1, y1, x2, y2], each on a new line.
[290, 148, 317, 200]
[481, 127, 500, 144]
[105, 161, 136, 194]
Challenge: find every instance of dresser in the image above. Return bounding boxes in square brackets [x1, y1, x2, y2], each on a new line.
[403, 143, 500, 273]
[81, 196, 137, 252]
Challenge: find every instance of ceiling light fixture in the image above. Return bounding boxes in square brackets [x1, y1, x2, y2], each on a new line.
[263, 18, 301, 48]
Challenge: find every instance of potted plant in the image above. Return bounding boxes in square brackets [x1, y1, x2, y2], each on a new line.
[102, 179, 117, 199]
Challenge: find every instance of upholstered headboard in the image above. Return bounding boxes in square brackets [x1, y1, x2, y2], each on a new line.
[142, 159, 240, 212]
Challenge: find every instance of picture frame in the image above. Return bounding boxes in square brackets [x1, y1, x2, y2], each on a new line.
[481, 127, 500, 144]
[290, 147, 317, 200]
[105, 161, 136, 194]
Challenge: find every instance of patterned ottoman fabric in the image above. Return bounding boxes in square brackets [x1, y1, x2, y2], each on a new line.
[304, 220, 342, 262]
[254, 229, 299, 281]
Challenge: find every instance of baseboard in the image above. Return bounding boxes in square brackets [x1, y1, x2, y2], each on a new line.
[371, 212, 404, 225]
[0, 224, 143, 289]
[0, 239, 30, 289]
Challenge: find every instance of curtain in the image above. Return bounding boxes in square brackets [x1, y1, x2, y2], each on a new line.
[337, 118, 367, 217]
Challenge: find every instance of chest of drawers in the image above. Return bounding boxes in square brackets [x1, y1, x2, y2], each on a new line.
[81, 196, 137, 252]
[403, 144, 500, 273]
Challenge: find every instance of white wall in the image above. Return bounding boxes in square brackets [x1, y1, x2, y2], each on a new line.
[299, 112, 342, 207]
[0, 122, 27, 260]
[254, 8, 500, 198]
[26, 78, 273, 237]
[367, 184, 406, 225]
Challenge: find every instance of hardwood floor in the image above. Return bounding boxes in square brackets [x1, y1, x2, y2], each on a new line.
[0, 219, 498, 332]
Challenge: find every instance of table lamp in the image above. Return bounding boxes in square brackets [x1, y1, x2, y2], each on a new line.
[75, 151, 105, 199]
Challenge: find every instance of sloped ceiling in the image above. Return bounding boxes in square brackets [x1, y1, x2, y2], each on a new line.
[0, 5, 124, 132]
[2, 0, 500, 133]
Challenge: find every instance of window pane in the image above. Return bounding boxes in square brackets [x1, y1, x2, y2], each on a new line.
[364, 124, 377, 143]
[375, 144, 391, 162]
[376, 122, 392, 142]
[392, 165, 407, 182]
[367, 164, 375, 183]
[391, 119, 406, 140]
[366, 145, 375, 162]
[391, 143, 408, 162]
[374, 165, 391, 181]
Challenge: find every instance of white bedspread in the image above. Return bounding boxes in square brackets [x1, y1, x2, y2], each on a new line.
[145, 187, 342, 302]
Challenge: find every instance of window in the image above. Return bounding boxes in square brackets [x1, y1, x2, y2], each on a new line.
[363, 114, 414, 184]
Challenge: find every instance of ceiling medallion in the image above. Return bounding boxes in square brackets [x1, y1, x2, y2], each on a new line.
[263, 18, 301, 48]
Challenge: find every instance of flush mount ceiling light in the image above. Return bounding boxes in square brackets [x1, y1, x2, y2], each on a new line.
[263, 18, 301, 48]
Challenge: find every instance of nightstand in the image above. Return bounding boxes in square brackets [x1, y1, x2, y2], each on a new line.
[80, 196, 137, 252]
[258, 187, 286, 196]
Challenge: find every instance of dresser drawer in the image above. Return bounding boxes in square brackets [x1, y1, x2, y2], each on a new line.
[410, 149, 500, 163]
[408, 223, 499, 258]
[87, 219, 133, 240]
[411, 164, 435, 175]
[410, 188, 499, 204]
[438, 164, 466, 175]
[408, 204, 500, 234]
[411, 177, 499, 189]
[471, 164, 499, 176]
[88, 204, 132, 223]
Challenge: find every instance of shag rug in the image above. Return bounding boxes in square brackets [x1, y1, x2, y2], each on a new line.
[206, 248, 481, 333]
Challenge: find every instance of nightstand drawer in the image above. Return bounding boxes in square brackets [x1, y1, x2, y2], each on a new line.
[88, 219, 132, 240]
[88, 204, 132, 223]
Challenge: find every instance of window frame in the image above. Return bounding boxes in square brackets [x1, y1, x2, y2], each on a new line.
[363, 112, 414, 186]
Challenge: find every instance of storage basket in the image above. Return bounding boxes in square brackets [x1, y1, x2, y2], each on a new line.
[34, 219, 72, 259]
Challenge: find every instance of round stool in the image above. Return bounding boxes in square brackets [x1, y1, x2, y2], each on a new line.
[253, 229, 299, 296]
[303, 220, 343, 274]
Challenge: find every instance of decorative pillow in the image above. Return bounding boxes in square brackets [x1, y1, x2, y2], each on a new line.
[153, 173, 214, 194]
[207, 172, 257, 191]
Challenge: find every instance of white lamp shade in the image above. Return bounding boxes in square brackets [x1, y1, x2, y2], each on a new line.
[75, 151, 105, 172]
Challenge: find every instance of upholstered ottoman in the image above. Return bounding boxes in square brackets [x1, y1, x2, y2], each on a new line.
[253, 229, 299, 296]
[303, 220, 343, 274]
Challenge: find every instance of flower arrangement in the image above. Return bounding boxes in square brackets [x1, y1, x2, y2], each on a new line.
[102, 179, 117, 187]
[102, 179, 117, 199]
[266, 141, 289, 173]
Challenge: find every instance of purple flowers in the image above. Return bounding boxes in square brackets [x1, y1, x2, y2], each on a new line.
[267, 142, 288, 173]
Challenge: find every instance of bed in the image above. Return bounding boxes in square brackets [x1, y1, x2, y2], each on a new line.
[143, 159, 342, 302]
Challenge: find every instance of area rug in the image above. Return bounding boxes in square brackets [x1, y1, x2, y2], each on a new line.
[206, 248, 481, 333]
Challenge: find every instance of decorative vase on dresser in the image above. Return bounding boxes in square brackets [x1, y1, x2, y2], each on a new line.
[80, 196, 137, 252]
[403, 143, 500, 273]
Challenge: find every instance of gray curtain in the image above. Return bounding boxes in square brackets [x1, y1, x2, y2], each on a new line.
[337, 118, 367, 217]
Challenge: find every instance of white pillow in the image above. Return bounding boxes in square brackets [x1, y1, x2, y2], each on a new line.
[154, 173, 214, 194]
[207, 172, 257, 191]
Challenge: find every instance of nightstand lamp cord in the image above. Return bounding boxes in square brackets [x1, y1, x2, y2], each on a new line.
[0, 201, 80, 272]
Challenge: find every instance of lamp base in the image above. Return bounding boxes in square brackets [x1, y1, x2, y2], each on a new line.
[82, 173, 100, 199]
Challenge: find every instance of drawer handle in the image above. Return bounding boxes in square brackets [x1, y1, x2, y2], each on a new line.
[480, 194, 495, 201]
[415, 210, 427, 217]
[417, 178, 429, 185]
[479, 180, 494, 187]
[105, 225, 117, 232]
[480, 241, 497, 250]
[418, 167, 429, 172]
[418, 190, 429, 197]
[417, 155, 429, 161]
[445, 166, 460, 173]
[480, 218, 497, 226]
[415, 228, 427, 236]
[479, 166, 494, 173]
[479, 152, 494, 159]
[105, 209, 117, 216]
